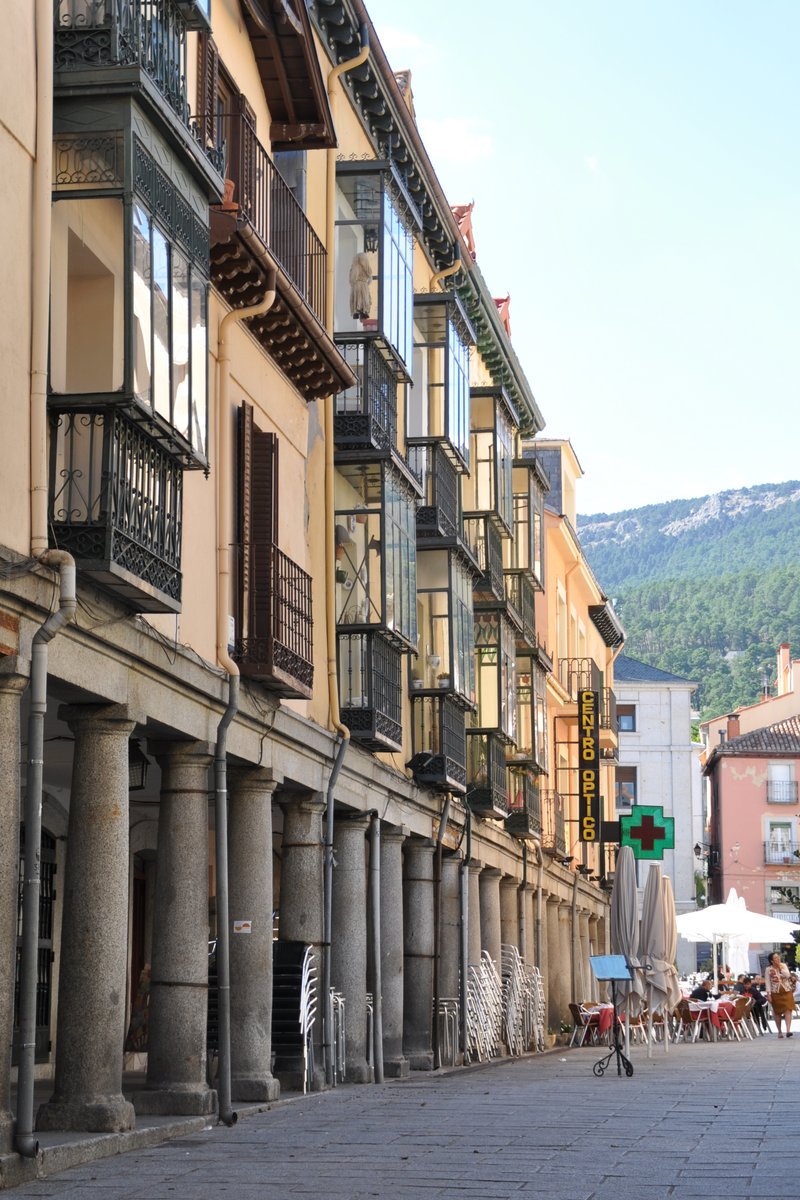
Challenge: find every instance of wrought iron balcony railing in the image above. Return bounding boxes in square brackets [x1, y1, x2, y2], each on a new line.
[232, 541, 313, 699]
[541, 790, 567, 857]
[212, 110, 326, 325]
[506, 771, 542, 840]
[407, 439, 460, 541]
[408, 694, 467, 793]
[463, 514, 504, 603]
[505, 570, 536, 651]
[54, 0, 219, 168]
[600, 687, 618, 733]
[764, 842, 800, 866]
[49, 407, 182, 612]
[334, 338, 400, 455]
[557, 656, 603, 702]
[338, 631, 402, 753]
[767, 780, 798, 804]
[466, 731, 508, 819]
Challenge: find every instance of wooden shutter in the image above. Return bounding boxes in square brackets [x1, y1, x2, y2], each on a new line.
[237, 402, 279, 646]
[197, 34, 220, 150]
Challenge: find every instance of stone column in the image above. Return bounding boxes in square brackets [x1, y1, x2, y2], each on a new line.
[135, 741, 215, 1117]
[467, 860, 482, 966]
[0, 660, 28, 1151]
[331, 814, 371, 1083]
[520, 885, 535, 964]
[557, 902, 573, 1025]
[380, 825, 408, 1078]
[279, 792, 325, 1087]
[536, 886, 550, 1031]
[546, 897, 562, 1028]
[403, 838, 435, 1070]
[228, 767, 279, 1101]
[440, 852, 462, 1003]
[499, 875, 520, 954]
[38, 705, 136, 1133]
[479, 867, 502, 968]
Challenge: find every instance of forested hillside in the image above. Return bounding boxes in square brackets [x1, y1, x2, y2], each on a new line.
[578, 483, 800, 718]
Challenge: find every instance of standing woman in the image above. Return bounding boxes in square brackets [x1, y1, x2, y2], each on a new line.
[765, 952, 795, 1038]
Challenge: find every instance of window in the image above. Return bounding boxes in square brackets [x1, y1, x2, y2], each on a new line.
[415, 550, 475, 705]
[615, 766, 637, 809]
[618, 704, 637, 732]
[412, 292, 474, 472]
[468, 389, 514, 533]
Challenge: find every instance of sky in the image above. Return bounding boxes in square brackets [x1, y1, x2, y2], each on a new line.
[363, 0, 800, 515]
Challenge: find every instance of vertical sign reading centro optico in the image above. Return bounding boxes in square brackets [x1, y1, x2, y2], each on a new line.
[579, 689, 600, 842]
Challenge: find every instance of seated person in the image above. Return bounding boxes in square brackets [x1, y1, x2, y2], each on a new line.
[733, 974, 749, 994]
[690, 978, 716, 1001]
[744, 980, 769, 1031]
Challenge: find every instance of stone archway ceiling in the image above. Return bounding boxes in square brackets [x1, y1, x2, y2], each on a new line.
[240, 0, 337, 150]
[311, 0, 544, 436]
[210, 227, 356, 400]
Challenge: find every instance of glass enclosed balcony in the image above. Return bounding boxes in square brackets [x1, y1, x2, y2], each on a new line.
[505, 767, 542, 840]
[414, 549, 476, 708]
[49, 407, 183, 611]
[465, 387, 516, 535]
[408, 292, 474, 472]
[466, 731, 508, 819]
[541, 790, 567, 857]
[510, 654, 549, 775]
[334, 162, 420, 375]
[51, 137, 210, 470]
[334, 461, 418, 651]
[408, 694, 468, 793]
[471, 609, 517, 744]
[338, 632, 403, 753]
[503, 455, 547, 591]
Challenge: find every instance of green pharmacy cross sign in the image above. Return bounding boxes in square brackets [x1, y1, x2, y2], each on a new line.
[619, 805, 675, 861]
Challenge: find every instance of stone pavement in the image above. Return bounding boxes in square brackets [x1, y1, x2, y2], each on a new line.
[3, 1036, 799, 1199]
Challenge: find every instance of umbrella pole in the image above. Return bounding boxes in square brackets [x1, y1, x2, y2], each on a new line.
[647, 983, 654, 1060]
[624, 995, 631, 1058]
[713, 939, 718, 991]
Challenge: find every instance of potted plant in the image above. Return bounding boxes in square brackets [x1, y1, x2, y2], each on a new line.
[437, 672, 451, 689]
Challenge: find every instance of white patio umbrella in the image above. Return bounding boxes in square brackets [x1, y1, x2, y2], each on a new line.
[609, 845, 644, 1055]
[677, 890, 800, 972]
[639, 865, 672, 1058]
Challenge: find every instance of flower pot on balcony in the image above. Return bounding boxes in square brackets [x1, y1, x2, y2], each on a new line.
[437, 674, 450, 688]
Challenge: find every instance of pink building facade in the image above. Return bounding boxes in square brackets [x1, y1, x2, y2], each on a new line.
[703, 711, 800, 940]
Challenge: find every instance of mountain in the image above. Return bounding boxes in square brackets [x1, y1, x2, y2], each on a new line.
[577, 482, 800, 719]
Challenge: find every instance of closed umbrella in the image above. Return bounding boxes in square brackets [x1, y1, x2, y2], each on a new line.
[661, 876, 681, 1052]
[639, 865, 671, 1058]
[609, 845, 644, 1055]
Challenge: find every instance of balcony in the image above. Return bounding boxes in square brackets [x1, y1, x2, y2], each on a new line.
[558, 656, 603, 700]
[50, 407, 182, 612]
[232, 542, 313, 699]
[505, 570, 536, 651]
[334, 338, 404, 456]
[505, 769, 542, 840]
[764, 842, 800, 866]
[54, 0, 221, 192]
[463, 515, 504, 604]
[767, 780, 798, 804]
[541, 790, 567, 858]
[407, 440, 461, 542]
[408, 695, 467, 793]
[209, 111, 354, 401]
[600, 688, 618, 733]
[512, 655, 548, 776]
[466, 731, 508, 819]
[338, 632, 402, 753]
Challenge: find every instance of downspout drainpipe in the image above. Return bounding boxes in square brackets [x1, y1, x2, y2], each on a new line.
[459, 809, 471, 1061]
[519, 845, 528, 963]
[17, 3, 76, 1158]
[323, 25, 369, 1089]
[430, 246, 462, 292]
[432, 793, 451, 1068]
[214, 279, 277, 1126]
[16, 553, 76, 1158]
[571, 870, 580, 1007]
[368, 812, 383, 1083]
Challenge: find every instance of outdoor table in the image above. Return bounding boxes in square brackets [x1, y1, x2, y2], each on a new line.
[688, 999, 736, 1040]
